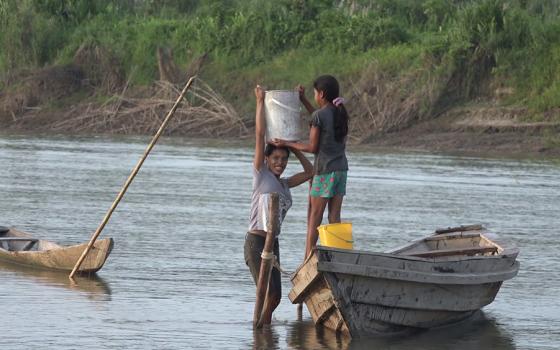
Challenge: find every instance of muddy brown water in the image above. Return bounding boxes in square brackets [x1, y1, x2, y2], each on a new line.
[1, 134, 559, 349]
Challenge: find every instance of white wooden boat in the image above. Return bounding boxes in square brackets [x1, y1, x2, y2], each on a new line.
[289, 225, 519, 337]
[0, 226, 113, 274]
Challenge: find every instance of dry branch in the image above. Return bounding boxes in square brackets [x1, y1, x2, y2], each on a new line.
[48, 79, 247, 137]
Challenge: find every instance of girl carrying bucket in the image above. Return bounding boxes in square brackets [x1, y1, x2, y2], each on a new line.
[245, 85, 313, 324]
[271, 75, 349, 259]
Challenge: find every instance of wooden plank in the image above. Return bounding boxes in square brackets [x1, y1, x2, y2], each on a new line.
[320, 246, 517, 276]
[348, 275, 502, 311]
[0, 238, 39, 242]
[435, 224, 483, 234]
[315, 300, 336, 324]
[22, 240, 37, 251]
[289, 253, 320, 304]
[304, 281, 334, 320]
[322, 271, 361, 337]
[303, 281, 350, 336]
[424, 232, 481, 241]
[366, 249, 514, 274]
[318, 260, 519, 285]
[404, 246, 498, 258]
[352, 302, 476, 330]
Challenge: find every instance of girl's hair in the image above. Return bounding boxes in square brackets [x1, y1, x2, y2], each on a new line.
[313, 75, 349, 143]
[265, 144, 290, 158]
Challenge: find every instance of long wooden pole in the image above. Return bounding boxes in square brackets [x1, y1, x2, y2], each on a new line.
[253, 192, 279, 328]
[69, 76, 197, 279]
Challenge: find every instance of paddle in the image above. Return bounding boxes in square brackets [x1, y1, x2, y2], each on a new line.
[69, 76, 197, 279]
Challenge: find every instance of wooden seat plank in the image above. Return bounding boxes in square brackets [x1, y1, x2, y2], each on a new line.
[405, 246, 498, 258]
[0, 237, 39, 242]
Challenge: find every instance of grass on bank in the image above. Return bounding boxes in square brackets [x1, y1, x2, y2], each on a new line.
[1, 0, 560, 122]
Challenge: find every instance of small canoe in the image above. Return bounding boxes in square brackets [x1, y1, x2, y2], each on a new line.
[289, 225, 519, 337]
[0, 226, 113, 274]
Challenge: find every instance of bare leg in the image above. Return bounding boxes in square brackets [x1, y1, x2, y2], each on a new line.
[327, 195, 344, 223]
[306, 196, 328, 258]
[306, 180, 312, 232]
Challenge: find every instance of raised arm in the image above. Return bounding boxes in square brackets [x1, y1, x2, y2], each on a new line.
[253, 85, 266, 171]
[287, 149, 313, 188]
[298, 85, 315, 115]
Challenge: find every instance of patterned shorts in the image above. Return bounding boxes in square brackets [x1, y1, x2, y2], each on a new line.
[310, 170, 347, 198]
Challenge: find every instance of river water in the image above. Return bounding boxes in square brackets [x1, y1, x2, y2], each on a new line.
[0, 134, 559, 349]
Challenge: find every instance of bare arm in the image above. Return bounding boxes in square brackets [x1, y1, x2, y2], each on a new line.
[272, 126, 320, 154]
[253, 85, 266, 171]
[297, 85, 315, 115]
[287, 149, 313, 188]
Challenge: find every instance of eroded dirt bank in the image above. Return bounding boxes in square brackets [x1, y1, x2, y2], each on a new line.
[1, 63, 559, 158]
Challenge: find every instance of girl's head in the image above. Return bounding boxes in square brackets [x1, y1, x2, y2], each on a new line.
[313, 75, 349, 143]
[264, 144, 290, 177]
[313, 75, 340, 105]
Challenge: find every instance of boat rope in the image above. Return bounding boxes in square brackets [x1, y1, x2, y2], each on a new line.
[261, 251, 294, 276]
[273, 256, 294, 277]
[260, 251, 274, 260]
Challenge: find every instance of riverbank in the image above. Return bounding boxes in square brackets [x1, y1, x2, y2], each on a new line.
[1, 68, 559, 159]
[3, 99, 559, 159]
[2, 54, 558, 159]
[362, 104, 560, 158]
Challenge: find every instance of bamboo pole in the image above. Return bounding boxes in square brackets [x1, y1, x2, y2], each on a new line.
[69, 76, 197, 279]
[253, 192, 279, 328]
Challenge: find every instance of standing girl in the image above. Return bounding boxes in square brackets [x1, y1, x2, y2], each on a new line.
[245, 85, 313, 324]
[271, 75, 349, 258]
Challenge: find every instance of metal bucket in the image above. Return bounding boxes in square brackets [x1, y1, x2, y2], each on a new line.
[264, 90, 302, 141]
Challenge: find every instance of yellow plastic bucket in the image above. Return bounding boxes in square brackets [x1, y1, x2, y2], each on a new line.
[318, 222, 353, 249]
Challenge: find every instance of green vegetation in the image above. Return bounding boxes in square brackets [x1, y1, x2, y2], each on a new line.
[1, 0, 560, 117]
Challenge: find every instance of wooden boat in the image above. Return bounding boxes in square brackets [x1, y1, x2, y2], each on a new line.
[289, 225, 519, 337]
[0, 226, 113, 274]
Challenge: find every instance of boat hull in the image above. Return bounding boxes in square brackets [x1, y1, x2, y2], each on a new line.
[290, 228, 519, 337]
[0, 228, 113, 273]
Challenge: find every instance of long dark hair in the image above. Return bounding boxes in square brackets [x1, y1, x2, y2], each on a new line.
[313, 75, 348, 143]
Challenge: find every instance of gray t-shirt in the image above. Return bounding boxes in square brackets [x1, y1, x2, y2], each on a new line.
[248, 162, 292, 235]
[311, 106, 348, 175]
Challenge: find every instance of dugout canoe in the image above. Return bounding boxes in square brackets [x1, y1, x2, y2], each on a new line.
[289, 225, 519, 337]
[0, 226, 113, 274]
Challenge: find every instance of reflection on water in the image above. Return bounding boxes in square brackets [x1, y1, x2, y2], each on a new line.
[0, 261, 111, 301]
[252, 325, 281, 350]
[284, 312, 515, 350]
[1, 134, 559, 349]
[286, 319, 351, 350]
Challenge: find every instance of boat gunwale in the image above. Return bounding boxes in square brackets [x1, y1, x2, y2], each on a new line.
[387, 228, 519, 258]
[316, 243, 519, 263]
[316, 259, 519, 285]
[1, 227, 63, 250]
